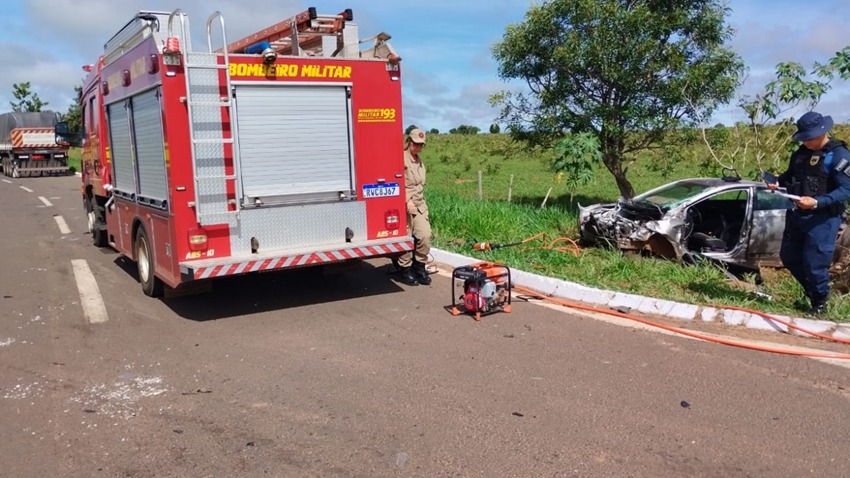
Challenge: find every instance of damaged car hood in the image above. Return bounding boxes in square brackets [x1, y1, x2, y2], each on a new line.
[579, 200, 690, 260]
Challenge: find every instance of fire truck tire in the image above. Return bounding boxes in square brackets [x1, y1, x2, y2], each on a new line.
[85, 198, 108, 248]
[135, 228, 164, 297]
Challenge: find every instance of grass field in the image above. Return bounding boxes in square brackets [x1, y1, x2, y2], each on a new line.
[67, 147, 80, 173]
[419, 129, 850, 322]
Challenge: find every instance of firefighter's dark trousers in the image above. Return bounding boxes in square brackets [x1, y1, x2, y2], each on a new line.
[397, 211, 431, 268]
[779, 211, 842, 301]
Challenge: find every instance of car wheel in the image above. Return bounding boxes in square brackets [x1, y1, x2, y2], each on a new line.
[135, 227, 164, 297]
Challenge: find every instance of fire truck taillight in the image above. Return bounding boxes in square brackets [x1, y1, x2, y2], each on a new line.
[385, 209, 400, 230]
[188, 227, 208, 251]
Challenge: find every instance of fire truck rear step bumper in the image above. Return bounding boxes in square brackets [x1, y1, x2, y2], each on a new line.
[180, 237, 414, 281]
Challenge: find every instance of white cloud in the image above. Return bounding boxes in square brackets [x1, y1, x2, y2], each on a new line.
[1, 0, 307, 113]
[1, 0, 847, 130]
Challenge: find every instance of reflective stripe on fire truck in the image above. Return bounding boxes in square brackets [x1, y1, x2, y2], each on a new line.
[185, 240, 414, 279]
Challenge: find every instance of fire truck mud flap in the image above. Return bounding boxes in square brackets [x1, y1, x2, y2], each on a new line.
[180, 237, 415, 281]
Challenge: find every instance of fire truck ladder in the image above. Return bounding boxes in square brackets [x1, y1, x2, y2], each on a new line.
[167, 10, 240, 226]
[225, 7, 353, 57]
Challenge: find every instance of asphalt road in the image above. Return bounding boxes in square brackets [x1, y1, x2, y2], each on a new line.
[1, 175, 849, 478]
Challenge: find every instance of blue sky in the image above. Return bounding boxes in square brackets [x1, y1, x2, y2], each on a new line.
[0, 0, 847, 132]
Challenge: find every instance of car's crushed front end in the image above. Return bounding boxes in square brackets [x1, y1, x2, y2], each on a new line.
[578, 200, 690, 260]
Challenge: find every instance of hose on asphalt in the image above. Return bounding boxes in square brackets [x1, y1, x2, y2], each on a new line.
[512, 284, 850, 360]
[465, 234, 848, 356]
[716, 304, 850, 345]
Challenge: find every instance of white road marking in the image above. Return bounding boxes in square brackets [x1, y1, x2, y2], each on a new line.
[20, 186, 34, 193]
[53, 215, 71, 234]
[2, 179, 12, 184]
[71, 259, 109, 324]
[38, 196, 53, 207]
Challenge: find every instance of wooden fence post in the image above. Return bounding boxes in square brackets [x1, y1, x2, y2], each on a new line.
[541, 187, 552, 208]
[478, 170, 483, 200]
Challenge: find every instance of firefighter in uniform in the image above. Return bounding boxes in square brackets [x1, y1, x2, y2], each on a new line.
[397, 128, 432, 286]
[768, 111, 850, 315]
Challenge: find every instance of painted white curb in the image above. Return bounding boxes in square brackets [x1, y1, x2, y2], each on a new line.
[431, 248, 845, 340]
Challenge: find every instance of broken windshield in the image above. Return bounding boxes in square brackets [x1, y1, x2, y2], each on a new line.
[633, 181, 713, 209]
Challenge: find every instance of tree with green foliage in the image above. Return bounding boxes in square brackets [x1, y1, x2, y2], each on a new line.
[62, 85, 83, 134]
[10, 82, 48, 112]
[553, 132, 600, 203]
[737, 46, 850, 173]
[490, 0, 744, 199]
[449, 125, 480, 135]
[707, 123, 731, 149]
[429, 128, 439, 135]
[489, 123, 501, 134]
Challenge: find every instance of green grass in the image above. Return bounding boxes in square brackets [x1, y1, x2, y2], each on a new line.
[67, 147, 80, 173]
[421, 132, 850, 322]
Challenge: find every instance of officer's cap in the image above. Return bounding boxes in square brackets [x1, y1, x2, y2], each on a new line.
[793, 111, 834, 142]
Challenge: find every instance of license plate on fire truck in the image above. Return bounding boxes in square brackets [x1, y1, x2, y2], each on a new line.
[362, 182, 400, 198]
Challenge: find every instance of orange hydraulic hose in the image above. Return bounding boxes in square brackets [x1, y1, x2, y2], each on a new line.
[513, 284, 850, 360]
[468, 233, 848, 355]
[717, 304, 850, 345]
[520, 233, 581, 256]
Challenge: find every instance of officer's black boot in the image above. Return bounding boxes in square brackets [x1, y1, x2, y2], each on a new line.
[807, 295, 828, 316]
[400, 266, 419, 286]
[412, 261, 432, 285]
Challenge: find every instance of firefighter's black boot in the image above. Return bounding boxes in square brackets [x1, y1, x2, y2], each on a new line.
[413, 261, 432, 285]
[400, 267, 419, 286]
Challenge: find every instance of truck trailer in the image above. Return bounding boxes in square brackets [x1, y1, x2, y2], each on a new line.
[58, 6, 414, 296]
[1, 111, 70, 177]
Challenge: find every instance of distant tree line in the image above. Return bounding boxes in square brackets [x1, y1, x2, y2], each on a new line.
[405, 124, 504, 136]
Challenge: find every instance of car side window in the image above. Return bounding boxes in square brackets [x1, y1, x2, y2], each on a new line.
[755, 189, 793, 210]
[708, 189, 746, 202]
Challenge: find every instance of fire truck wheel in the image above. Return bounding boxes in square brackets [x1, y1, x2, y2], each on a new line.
[84, 198, 108, 248]
[135, 228, 164, 297]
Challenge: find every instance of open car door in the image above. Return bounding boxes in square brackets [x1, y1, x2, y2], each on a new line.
[747, 188, 792, 266]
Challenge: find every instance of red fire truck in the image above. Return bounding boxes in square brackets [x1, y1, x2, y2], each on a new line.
[57, 7, 414, 296]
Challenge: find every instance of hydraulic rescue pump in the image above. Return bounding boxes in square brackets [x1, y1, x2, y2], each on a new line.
[450, 262, 512, 321]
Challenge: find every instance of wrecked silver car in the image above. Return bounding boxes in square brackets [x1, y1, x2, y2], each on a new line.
[578, 176, 803, 270]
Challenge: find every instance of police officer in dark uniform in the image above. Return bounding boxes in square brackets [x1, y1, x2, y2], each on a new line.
[767, 111, 850, 315]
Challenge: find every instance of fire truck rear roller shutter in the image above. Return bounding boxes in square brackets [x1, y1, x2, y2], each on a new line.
[133, 88, 168, 207]
[106, 101, 135, 194]
[234, 85, 354, 199]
